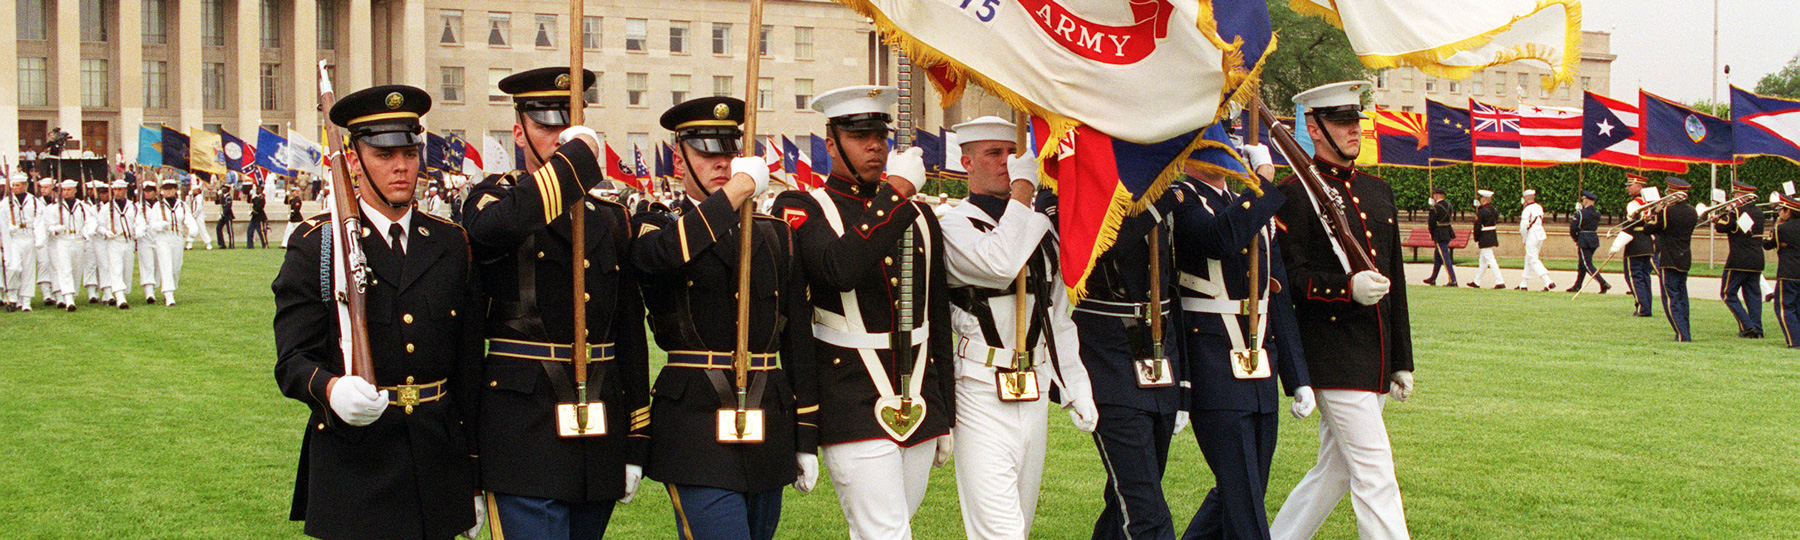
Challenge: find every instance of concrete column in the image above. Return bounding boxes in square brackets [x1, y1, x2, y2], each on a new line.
[0, 0, 17, 166]
[399, 0, 425, 88]
[177, 0, 203, 131]
[235, 0, 260, 135]
[120, 0, 146, 163]
[289, 0, 317, 140]
[56, 0, 82, 140]
[346, 0, 371, 90]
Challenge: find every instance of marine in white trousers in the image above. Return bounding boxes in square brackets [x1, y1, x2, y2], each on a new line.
[1270, 390, 1408, 540]
[1473, 247, 1503, 288]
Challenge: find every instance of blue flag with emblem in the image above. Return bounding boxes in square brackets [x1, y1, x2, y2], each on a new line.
[1642, 90, 1734, 164]
[446, 133, 467, 174]
[914, 128, 945, 180]
[1731, 85, 1800, 164]
[160, 126, 189, 172]
[137, 126, 162, 167]
[424, 132, 450, 172]
[256, 128, 292, 176]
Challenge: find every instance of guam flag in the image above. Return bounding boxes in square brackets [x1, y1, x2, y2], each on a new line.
[1642, 90, 1734, 164]
[1731, 85, 1800, 164]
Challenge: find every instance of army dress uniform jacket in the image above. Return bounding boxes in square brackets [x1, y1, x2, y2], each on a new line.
[1572, 206, 1602, 250]
[273, 210, 483, 540]
[1473, 204, 1500, 248]
[1624, 197, 1657, 257]
[770, 175, 955, 447]
[1717, 204, 1766, 271]
[630, 192, 811, 493]
[1766, 218, 1800, 279]
[1641, 200, 1698, 272]
[1274, 162, 1414, 393]
[460, 139, 651, 503]
[1428, 199, 1455, 243]
[1172, 179, 1309, 413]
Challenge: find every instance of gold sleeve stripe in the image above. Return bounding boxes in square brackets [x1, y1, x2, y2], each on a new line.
[794, 405, 819, 414]
[536, 161, 565, 224]
[678, 216, 692, 262]
[798, 422, 817, 428]
[631, 419, 650, 430]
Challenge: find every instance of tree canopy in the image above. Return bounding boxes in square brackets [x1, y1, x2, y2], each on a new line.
[1259, 0, 1377, 109]
[1753, 53, 1800, 99]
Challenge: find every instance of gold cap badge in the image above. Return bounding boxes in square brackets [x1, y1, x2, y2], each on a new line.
[555, 73, 571, 90]
[385, 92, 404, 110]
[713, 103, 730, 119]
[867, 88, 884, 98]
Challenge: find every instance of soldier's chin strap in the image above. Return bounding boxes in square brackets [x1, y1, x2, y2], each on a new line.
[1310, 113, 1356, 168]
[349, 143, 407, 210]
[829, 126, 874, 187]
[678, 143, 716, 199]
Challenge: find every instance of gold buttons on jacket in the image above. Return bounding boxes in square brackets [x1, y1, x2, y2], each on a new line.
[403, 313, 414, 324]
[584, 260, 591, 269]
[884, 256, 893, 265]
[860, 224, 870, 232]
[406, 343, 416, 353]
[584, 293, 592, 302]
[876, 210, 885, 217]
[490, 381, 498, 387]
[317, 423, 325, 431]
[537, 251, 546, 258]
[449, 309, 457, 317]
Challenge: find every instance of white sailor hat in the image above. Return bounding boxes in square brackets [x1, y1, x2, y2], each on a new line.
[38, 178, 54, 186]
[86, 180, 105, 189]
[142, 180, 158, 188]
[951, 116, 1017, 146]
[1477, 189, 1494, 198]
[810, 85, 899, 132]
[9, 172, 26, 184]
[1522, 189, 1537, 197]
[59, 180, 78, 189]
[1293, 81, 1371, 123]
[160, 177, 179, 187]
[110, 180, 129, 189]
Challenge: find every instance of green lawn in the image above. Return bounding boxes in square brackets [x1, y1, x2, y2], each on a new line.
[2, 248, 1797, 539]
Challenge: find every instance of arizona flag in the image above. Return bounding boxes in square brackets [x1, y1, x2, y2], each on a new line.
[1518, 103, 1581, 164]
[1470, 99, 1521, 165]
[1642, 90, 1734, 164]
[1581, 91, 1685, 173]
[1373, 109, 1429, 167]
[1731, 85, 1800, 164]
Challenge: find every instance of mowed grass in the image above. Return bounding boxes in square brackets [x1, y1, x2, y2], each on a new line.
[2, 248, 1797, 539]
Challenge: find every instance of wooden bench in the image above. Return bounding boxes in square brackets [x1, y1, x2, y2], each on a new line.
[1402, 229, 1471, 262]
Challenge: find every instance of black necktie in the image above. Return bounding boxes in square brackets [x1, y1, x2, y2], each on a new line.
[389, 223, 406, 257]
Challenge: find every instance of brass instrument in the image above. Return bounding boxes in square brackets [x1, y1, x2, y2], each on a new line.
[1606, 191, 1688, 237]
[1694, 192, 1758, 230]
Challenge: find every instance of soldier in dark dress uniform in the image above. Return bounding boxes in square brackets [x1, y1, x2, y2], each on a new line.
[1568, 191, 1610, 293]
[1763, 193, 1800, 348]
[768, 85, 954, 540]
[1640, 177, 1697, 342]
[1715, 180, 1764, 338]
[630, 97, 813, 540]
[1466, 189, 1503, 289]
[1422, 187, 1456, 286]
[273, 85, 484, 540]
[1617, 174, 1658, 316]
[459, 67, 651, 539]
[1269, 81, 1415, 540]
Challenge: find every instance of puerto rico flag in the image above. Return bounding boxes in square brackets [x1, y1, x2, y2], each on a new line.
[1732, 85, 1800, 165]
[1581, 91, 1685, 173]
[1518, 103, 1581, 164]
[1470, 99, 1520, 165]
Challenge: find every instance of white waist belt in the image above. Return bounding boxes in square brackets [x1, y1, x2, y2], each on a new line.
[813, 308, 929, 350]
[1180, 296, 1264, 315]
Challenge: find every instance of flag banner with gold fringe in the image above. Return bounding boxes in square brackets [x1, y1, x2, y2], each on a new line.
[1290, 0, 1583, 89]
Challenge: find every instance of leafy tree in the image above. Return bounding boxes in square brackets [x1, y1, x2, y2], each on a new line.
[1754, 53, 1800, 99]
[1689, 99, 1730, 119]
[1262, 0, 1378, 109]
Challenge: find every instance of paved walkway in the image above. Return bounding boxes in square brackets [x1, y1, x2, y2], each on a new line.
[1400, 262, 1748, 303]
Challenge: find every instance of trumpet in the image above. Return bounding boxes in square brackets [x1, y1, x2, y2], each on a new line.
[1694, 193, 1759, 230]
[1607, 190, 1689, 236]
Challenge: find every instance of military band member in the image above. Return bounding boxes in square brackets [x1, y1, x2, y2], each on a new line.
[37, 179, 92, 311]
[1640, 177, 1697, 341]
[1269, 81, 1414, 540]
[1421, 187, 1456, 286]
[1171, 143, 1314, 540]
[630, 97, 812, 540]
[1465, 190, 1504, 289]
[769, 85, 955, 540]
[461, 67, 651, 539]
[1567, 191, 1609, 293]
[1716, 180, 1764, 338]
[2, 173, 43, 311]
[1612, 174, 1658, 316]
[93, 180, 142, 309]
[273, 84, 484, 540]
[941, 116, 1098, 540]
[1516, 190, 1553, 291]
[1764, 193, 1800, 348]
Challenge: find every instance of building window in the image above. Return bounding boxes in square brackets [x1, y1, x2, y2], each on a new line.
[1557, 80, 1570, 99]
[669, 21, 688, 54]
[670, 74, 690, 105]
[1401, 105, 1414, 112]
[534, 14, 556, 48]
[1539, 75, 1550, 98]
[582, 16, 601, 49]
[260, 63, 280, 110]
[625, 18, 646, 51]
[759, 25, 771, 57]
[82, 59, 110, 107]
[1580, 77, 1592, 91]
[1471, 78, 1483, 95]
[439, 10, 462, 44]
[19, 58, 48, 106]
[81, 0, 109, 42]
[1423, 77, 1435, 93]
[1399, 70, 1413, 91]
[142, 0, 167, 44]
[144, 61, 168, 108]
[202, 0, 225, 46]
[1516, 73, 1529, 96]
[488, 68, 511, 102]
[585, 77, 599, 105]
[794, 27, 813, 60]
[713, 75, 733, 97]
[317, 0, 336, 50]
[757, 77, 773, 110]
[19, 0, 48, 40]
[626, 73, 647, 106]
[487, 13, 510, 47]
[1447, 80, 1459, 94]
[203, 62, 226, 109]
[712, 23, 730, 55]
[440, 66, 464, 103]
[259, 0, 281, 47]
[794, 78, 813, 109]
[1373, 72, 1386, 89]
[1492, 71, 1505, 95]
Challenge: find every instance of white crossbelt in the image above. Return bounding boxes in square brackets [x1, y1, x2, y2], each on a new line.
[1176, 228, 1273, 353]
[809, 188, 931, 403]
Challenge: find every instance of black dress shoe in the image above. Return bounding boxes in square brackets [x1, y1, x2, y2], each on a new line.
[1494, 284, 1506, 290]
[1465, 282, 1479, 288]
[66, 304, 77, 312]
[145, 297, 156, 305]
[87, 297, 98, 304]
[1423, 278, 1438, 285]
[1564, 285, 1580, 293]
[1600, 284, 1612, 294]
[119, 302, 130, 310]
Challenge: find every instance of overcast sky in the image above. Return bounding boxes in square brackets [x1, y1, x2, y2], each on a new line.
[1583, 0, 1799, 104]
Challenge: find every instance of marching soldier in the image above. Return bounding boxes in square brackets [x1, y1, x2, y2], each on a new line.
[189, 182, 215, 250]
[37, 179, 92, 311]
[1764, 193, 1800, 348]
[1613, 174, 1658, 316]
[1640, 177, 1697, 342]
[1269, 81, 1415, 540]
[769, 85, 955, 540]
[941, 116, 1098, 540]
[80, 180, 105, 303]
[247, 186, 269, 248]
[1516, 190, 1553, 291]
[143, 177, 194, 306]
[1171, 143, 1314, 540]
[1421, 187, 1456, 286]
[460, 67, 651, 538]
[216, 181, 236, 249]
[1567, 191, 1609, 293]
[273, 84, 484, 539]
[1465, 190, 1504, 289]
[3, 173, 43, 311]
[284, 188, 305, 248]
[630, 97, 812, 540]
[1715, 180, 1764, 338]
[36, 178, 57, 305]
[136, 180, 162, 304]
[93, 180, 142, 309]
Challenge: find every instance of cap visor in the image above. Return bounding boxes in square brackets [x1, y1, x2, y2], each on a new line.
[524, 110, 572, 128]
[359, 131, 425, 148]
[681, 137, 741, 155]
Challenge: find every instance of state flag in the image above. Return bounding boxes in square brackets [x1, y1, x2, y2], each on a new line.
[137, 126, 162, 167]
[1731, 85, 1800, 164]
[160, 126, 189, 172]
[1293, 0, 1581, 89]
[1518, 103, 1581, 164]
[482, 134, 511, 175]
[285, 131, 325, 176]
[603, 142, 642, 191]
[1427, 99, 1472, 164]
[1355, 116, 1379, 167]
[1470, 99, 1520, 165]
[1642, 90, 1734, 164]
[1373, 109, 1429, 167]
[809, 134, 831, 186]
[424, 132, 450, 172]
[783, 136, 813, 190]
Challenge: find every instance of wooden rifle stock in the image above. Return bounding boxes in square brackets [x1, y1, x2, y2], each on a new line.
[1251, 99, 1378, 275]
[317, 62, 376, 384]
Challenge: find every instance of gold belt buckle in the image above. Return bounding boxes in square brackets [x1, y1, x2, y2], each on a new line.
[1238, 299, 1254, 316]
[396, 385, 421, 414]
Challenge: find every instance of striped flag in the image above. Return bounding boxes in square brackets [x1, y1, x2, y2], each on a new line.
[783, 136, 814, 190]
[1581, 91, 1685, 173]
[1470, 99, 1520, 165]
[1518, 103, 1581, 164]
[632, 144, 653, 195]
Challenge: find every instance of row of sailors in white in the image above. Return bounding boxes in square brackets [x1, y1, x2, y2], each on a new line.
[0, 173, 197, 311]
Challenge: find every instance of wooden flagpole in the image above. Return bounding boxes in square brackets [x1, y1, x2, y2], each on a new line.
[567, 0, 593, 434]
[726, 0, 767, 441]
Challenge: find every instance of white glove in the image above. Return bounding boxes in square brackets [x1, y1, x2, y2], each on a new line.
[932, 431, 954, 468]
[1350, 270, 1391, 306]
[885, 147, 927, 195]
[327, 376, 388, 427]
[1241, 143, 1273, 170]
[794, 452, 819, 493]
[1389, 371, 1414, 402]
[619, 464, 644, 504]
[1067, 397, 1099, 433]
[461, 495, 485, 540]
[1291, 386, 1316, 419]
[1007, 146, 1040, 189]
[1608, 232, 1632, 254]
[730, 156, 771, 197]
[556, 125, 597, 145]
[1172, 410, 1190, 436]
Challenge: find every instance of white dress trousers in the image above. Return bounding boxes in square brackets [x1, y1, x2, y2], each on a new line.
[1271, 389, 1409, 540]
